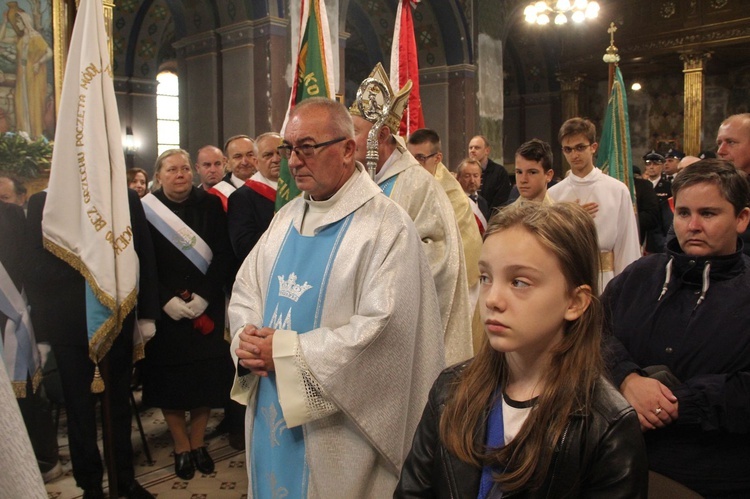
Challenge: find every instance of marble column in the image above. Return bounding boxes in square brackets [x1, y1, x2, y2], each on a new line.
[556, 72, 585, 174]
[215, 21, 256, 138]
[680, 51, 711, 156]
[250, 17, 291, 134]
[556, 72, 585, 121]
[174, 32, 222, 154]
[421, 64, 478, 170]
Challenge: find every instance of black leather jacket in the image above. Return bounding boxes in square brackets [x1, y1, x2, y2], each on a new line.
[395, 363, 648, 498]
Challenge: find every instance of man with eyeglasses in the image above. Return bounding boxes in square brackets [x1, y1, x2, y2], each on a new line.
[407, 128, 482, 318]
[227, 132, 281, 262]
[548, 117, 640, 290]
[350, 63, 472, 366]
[229, 97, 444, 498]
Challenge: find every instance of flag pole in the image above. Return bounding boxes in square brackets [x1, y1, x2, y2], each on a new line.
[604, 22, 619, 94]
[99, 355, 119, 498]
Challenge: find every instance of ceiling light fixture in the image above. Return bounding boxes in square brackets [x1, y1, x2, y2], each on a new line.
[524, 0, 600, 25]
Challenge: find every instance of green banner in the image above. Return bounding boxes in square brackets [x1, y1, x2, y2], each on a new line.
[276, 0, 332, 211]
[596, 66, 635, 206]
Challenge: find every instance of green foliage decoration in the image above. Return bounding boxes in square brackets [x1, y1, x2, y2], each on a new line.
[0, 132, 53, 179]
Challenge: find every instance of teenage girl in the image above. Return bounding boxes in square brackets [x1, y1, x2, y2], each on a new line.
[395, 202, 648, 498]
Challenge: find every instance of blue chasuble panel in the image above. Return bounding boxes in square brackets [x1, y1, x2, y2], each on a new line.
[252, 214, 353, 499]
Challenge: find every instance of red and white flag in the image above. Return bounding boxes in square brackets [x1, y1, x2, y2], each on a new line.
[389, 0, 424, 137]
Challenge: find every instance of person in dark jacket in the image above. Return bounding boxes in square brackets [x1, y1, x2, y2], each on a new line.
[0, 200, 61, 482]
[26, 188, 159, 499]
[396, 202, 647, 499]
[632, 165, 663, 252]
[603, 159, 750, 497]
[468, 135, 512, 211]
[140, 149, 234, 481]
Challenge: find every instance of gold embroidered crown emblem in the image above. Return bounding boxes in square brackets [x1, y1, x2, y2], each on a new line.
[278, 273, 313, 302]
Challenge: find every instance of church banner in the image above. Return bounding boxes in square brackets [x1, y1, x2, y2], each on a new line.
[41, 0, 137, 391]
[390, 0, 424, 137]
[276, 0, 335, 211]
[596, 66, 635, 205]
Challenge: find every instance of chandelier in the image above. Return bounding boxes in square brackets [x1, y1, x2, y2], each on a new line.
[524, 0, 600, 25]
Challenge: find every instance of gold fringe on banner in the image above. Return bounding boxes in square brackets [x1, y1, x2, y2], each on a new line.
[42, 236, 139, 395]
[12, 380, 26, 398]
[10, 367, 44, 398]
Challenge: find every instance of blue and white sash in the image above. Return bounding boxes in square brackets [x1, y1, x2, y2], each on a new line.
[252, 214, 354, 499]
[0, 261, 40, 397]
[141, 193, 213, 274]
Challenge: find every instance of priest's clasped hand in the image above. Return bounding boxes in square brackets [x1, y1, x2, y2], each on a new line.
[236, 324, 276, 377]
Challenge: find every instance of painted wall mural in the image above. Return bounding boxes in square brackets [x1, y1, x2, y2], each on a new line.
[0, 0, 55, 140]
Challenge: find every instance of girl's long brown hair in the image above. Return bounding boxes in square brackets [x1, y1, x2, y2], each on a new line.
[439, 202, 604, 492]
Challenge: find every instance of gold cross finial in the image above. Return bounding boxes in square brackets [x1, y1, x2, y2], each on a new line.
[608, 22, 617, 45]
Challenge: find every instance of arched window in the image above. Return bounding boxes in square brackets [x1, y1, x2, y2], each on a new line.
[156, 71, 180, 155]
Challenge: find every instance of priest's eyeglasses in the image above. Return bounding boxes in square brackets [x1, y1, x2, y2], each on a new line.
[562, 144, 591, 154]
[277, 137, 347, 160]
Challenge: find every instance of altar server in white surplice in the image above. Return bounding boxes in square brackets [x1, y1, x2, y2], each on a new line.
[229, 98, 445, 499]
[548, 117, 641, 291]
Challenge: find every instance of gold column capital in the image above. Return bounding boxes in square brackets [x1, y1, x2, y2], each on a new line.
[556, 72, 586, 92]
[680, 51, 712, 72]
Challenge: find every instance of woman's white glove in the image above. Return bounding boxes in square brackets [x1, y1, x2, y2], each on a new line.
[37, 342, 52, 368]
[163, 297, 194, 320]
[137, 319, 156, 343]
[186, 293, 209, 316]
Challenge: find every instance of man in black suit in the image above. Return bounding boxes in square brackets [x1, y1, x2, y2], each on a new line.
[222, 135, 258, 188]
[663, 148, 684, 182]
[631, 166, 663, 253]
[227, 132, 280, 262]
[25, 189, 159, 499]
[195, 145, 226, 191]
[467, 135, 512, 211]
[643, 152, 673, 253]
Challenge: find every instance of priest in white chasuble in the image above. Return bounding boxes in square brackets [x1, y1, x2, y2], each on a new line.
[350, 63, 473, 365]
[228, 98, 445, 499]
